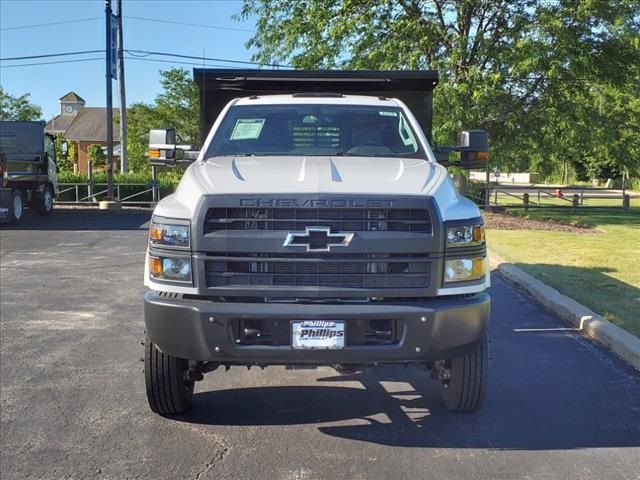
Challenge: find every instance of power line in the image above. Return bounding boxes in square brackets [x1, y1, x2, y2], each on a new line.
[0, 17, 102, 31]
[124, 15, 254, 33]
[0, 48, 288, 68]
[0, 50, 102, 61]
[0, 57, 102, 68]
[0, 14, 253, 33]
[125, 49, 291, 68]
[125, 55, 241, 69]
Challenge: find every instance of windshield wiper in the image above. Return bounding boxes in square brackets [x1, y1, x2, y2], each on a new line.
[211, 153, 255, 157]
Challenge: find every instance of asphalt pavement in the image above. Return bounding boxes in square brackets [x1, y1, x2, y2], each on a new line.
[1, 209, 639, 480]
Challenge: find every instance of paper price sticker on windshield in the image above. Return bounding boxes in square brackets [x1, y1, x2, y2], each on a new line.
[230, 119, 265, 140]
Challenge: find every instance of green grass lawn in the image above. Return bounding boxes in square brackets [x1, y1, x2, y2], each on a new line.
[487, 203, 640, 337]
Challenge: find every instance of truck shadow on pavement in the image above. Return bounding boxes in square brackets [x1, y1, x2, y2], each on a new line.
[178, 362, 640, 450]
[0, 209, 151, 231]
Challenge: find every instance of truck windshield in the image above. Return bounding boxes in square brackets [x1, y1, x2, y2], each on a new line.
[206, 104, 425, 158]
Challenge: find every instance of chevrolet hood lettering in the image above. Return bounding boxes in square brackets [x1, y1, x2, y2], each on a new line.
[240, 198, 392, 208]
[283, 227, 355, 253]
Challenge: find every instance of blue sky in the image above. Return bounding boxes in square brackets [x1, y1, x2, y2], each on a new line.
[0, 0, 258, 119]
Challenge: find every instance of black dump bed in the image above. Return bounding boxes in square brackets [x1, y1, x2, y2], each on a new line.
[193, 69, 438, 143]
[0, 121, 49, 181]
[0, 121, 46, 159]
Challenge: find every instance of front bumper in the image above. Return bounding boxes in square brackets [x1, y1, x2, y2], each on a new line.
[144, 292, 490, 364]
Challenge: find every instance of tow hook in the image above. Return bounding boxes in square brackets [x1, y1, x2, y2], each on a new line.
[184, 361, 204, 382]
[431, 360, 451, 387]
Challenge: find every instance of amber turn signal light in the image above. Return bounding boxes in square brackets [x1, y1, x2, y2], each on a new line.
[149, 225, 164, 242]
[149, 257, 163, 276]
[473, 225, 485, 242]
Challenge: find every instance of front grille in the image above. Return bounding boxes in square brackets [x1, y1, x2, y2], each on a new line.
[205, 207, 432, 233]
[205, 253, 430, 289]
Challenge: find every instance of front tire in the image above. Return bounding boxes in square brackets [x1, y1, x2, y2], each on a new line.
[37, 185, 54, 216]
[441, 334, 488, 412]
[10, 189, 24, 223]
[144, 337, 194, 415]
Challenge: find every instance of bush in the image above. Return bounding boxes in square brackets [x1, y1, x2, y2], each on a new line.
[466, 180, 487, 205]
[627, 178, 640, 191]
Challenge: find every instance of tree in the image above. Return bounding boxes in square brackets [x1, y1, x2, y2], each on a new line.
[54, 134, 74, 172]
[126, 103, 157, 174]
[87, 144, 106, 169]
[0, 86, 42, 121]
[67, 141, 77, 172]
[155, 68, 200, 145]
[125, 68, 200, 174]
[238, 0, 640, 182]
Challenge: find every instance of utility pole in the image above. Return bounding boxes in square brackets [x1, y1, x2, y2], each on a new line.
[104, 0, 115, 202]
[116, 0, 127, 173]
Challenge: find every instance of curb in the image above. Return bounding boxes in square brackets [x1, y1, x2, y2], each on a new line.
[489, 251, 640, 371]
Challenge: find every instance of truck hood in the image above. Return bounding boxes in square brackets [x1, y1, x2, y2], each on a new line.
[191, 156, 441, 195]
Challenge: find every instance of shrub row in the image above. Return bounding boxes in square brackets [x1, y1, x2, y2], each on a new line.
[56, 172, 180, 202]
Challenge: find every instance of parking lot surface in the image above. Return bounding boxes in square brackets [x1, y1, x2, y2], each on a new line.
[1, 210, 639, 480]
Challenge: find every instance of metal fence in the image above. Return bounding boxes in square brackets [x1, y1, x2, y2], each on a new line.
[469, 185, 634, 212]
[56, 181, 161, 206]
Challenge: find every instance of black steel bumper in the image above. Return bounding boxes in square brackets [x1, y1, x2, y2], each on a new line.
[144, 291, 490, 364]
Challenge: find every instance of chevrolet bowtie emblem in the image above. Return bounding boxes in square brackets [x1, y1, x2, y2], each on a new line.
[283, 227, 355, 252]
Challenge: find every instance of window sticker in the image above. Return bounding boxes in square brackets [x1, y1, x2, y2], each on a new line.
[230, 118, 265, 140]
[379, 111, 398, 117]
[399, 114, 417, 147]
[293, 125, 340, 148]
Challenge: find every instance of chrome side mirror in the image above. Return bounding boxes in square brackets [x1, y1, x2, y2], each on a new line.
[148, 128, 200, 167]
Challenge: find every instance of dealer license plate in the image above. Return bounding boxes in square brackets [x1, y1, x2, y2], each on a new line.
[291, 320, 345, 350]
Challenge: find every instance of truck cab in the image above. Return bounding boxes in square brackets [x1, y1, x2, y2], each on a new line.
[143, 71, 489, 415]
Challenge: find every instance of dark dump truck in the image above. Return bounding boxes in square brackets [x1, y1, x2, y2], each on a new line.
[142, 70, 490, 415]
[0, 121, 58, 223]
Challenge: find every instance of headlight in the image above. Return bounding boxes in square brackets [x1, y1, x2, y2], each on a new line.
[149, 255, 192, 283]
[446, 224, 484, 247]
[149, 218, 190, 248]
[444, 257, 485, 283]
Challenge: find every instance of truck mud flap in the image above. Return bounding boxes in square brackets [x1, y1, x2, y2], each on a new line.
[0, 188, 11, 223]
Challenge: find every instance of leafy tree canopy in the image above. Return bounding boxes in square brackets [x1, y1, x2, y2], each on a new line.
[239, 0, 640, 181]
[87, 143, 106, 168]
[0, 86, 42, 121]
[126, 68, 200, 173]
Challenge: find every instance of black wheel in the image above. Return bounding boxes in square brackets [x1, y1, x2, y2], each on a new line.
[10, 190, 24, 223]
[441, 334, 488, 412]
[144, 336, 194, 414]
[37, 185, 54, 216]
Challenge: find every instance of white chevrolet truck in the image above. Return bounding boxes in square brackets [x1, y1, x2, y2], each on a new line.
[143, 70, 490, 415]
